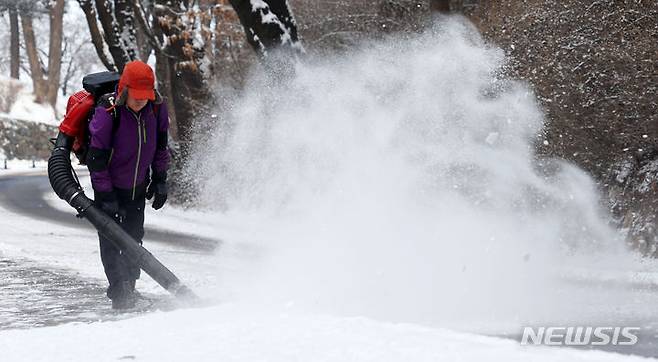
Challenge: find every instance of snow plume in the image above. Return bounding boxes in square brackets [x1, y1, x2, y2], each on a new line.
[196, 17, 639, 331]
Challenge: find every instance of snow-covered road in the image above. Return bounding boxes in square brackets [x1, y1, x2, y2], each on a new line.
[0, 256, 107, 329]
[0, 170, 214, 330]
[0, 172, 219, 251]
[1, 170, 658, 361]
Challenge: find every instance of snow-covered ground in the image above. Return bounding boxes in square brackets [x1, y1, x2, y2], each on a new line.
[0, 159, 49, 175]
[0, 170, 654, 362]
[2, 303, 649, 362]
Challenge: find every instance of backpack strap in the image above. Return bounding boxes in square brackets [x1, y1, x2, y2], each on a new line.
[96, 93, 120, 136]
[152, 103, 168, 151]
[153, 103, 160, 125]
[86, 93, 119, 171]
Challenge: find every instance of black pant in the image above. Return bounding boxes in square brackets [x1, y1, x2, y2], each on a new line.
[97, 185, 146, 299]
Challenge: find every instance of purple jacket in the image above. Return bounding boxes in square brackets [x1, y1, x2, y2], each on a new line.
[89, 101, 170, 194]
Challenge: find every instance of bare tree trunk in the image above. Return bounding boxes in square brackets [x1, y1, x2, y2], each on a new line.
[131, 0, 179, 141]
[213, 1, 250, 87]
[229, 0, 302, 56]
[95, 0, 132, 71]
[134, 22, 151, 61]
[430, 0, 450, 13]
[114, 0, 138, 61]
[9, 7, 20, 79]
[199, 2, 214, 75]
[153, 0, 212, 151]
[77, 0, 117, 71]
[155, 51, 179, 141]
[20, 13, 47, 103]
[47, 0, 65, 109]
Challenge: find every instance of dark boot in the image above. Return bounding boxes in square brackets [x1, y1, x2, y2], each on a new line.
[127, 279, 142, 299]
[110, 281, 136, 310]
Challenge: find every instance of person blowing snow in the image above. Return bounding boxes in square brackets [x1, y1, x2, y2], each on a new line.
[86, 60, 170, 309]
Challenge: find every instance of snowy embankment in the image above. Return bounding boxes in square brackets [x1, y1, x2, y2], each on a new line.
[0, 76, 60, 127]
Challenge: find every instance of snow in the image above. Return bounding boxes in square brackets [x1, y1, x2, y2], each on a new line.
[0, 177, 652, 361]
[1, 168, 656, 360]
[250, 0, 269, 12]
[43, 174, 232, 242]
[193, 19, 639, 333]
[0, 75, 62, 126]
[3, 90, 58, 126]
[248, 0, 300, 49]
[1, 16, 658, 362]
[0, 159, 49, 175]
[1, 304, 650, 362]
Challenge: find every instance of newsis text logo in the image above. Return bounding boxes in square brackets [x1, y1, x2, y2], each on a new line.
[521, 327, 640, 346]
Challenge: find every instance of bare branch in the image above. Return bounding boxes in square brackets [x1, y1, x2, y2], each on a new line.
[129, 0, 164, 54]
[76, 0, 117, 71]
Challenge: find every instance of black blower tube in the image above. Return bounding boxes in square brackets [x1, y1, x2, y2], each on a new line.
[48, 131, 196, 300]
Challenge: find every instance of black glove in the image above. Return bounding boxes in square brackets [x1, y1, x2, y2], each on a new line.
[146, 171, 168, 210]
[95, 191, 125, 223]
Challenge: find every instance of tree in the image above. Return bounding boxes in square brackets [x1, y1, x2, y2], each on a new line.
[93, 0, 135, 72]
[20, 11, 47, 103]
[59, 21, 99, 96]
[113, 0, 138, 64]
[228, 0, 302, 57]
[46, 0, 65, 107]
[151, 0, 211, 147]
[76, 0, 303, 147]
[77, 0, 116, 70]
[286, 1, 428, 54]
[16, 0, 65, 109]
[74, 0, 302, 164]
[9, 6, 19, 79]
[430, 0, 450, 13]
[78, 0, 218, 146]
